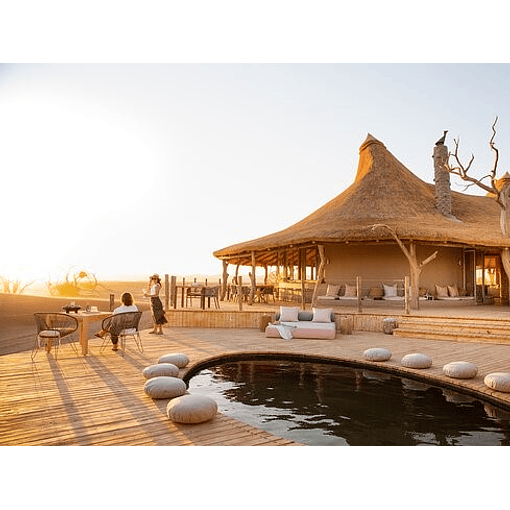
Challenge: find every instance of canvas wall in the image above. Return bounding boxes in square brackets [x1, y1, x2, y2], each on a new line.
[323, 243, 465, 295]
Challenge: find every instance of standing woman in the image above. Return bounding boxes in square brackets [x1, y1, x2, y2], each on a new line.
[144, 274, 167, 334]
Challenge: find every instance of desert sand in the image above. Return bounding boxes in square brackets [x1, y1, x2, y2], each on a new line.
[0, 281, 153, 355]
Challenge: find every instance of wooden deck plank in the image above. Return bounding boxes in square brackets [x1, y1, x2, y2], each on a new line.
[2, 323, 510, 445]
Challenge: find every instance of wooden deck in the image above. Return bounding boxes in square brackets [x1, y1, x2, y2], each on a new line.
[2, 324, 510, 445]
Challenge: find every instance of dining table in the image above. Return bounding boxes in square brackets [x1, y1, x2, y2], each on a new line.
[67, 310, 111, 355]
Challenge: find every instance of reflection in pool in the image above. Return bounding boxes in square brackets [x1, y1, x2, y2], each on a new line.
[188, 360, 510, 446]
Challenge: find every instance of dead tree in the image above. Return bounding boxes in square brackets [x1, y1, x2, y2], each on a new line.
[447, 116, 510, 278]
[372, 224, 438, 310]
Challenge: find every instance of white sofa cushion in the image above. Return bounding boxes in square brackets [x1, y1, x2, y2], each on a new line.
[312, 308, 333, 323]
[265, 321, 336, 339]
[279, 306, 300, 322]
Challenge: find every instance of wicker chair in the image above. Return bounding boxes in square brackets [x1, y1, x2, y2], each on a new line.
[186, 286, 204, 307]
[99, 311, 143, 353]
[203, 286, 220, 309]
[32, 313, 79, 360]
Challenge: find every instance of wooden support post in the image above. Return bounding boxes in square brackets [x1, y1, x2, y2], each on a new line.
[221, 260, 228, 301]
[311, 245, 326, 306]
[356, 276, 362, 313]
[181, 278, 186, 308]
[164, 274, 169, 310]
[170, 275, 177, 309]
[249, 251, 256, 305]
[404, 276, 410, 315]
[238, 276, 243, 311]
[301, 279, 306, 309]
[109, 294, 115, 312]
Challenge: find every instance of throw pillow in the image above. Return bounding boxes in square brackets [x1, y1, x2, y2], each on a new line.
[344, 284, 357, 298]
[312, 308, 333, 322]
[325, 284, 341, 297]
[435, 284, 449, 298]
[383, 283, 398, 297]
[279, 306, 300, 322]
[448, 285, 459, 297]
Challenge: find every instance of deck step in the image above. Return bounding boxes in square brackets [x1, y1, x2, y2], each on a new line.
[393, 316, 510, 345]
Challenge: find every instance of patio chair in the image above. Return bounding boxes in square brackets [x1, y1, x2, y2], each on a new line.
[32, 313, 79, 360]
[186, 286, 204, 307]
[99, 311, 143, 353]
[203, 286, 220, 309]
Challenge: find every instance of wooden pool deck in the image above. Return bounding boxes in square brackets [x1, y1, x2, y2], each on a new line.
[2, 318, 510, 446]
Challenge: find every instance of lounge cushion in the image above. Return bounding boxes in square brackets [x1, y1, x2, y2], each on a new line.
[344, 284, 357, 297]
[312, 308, 333, 323]
[39, 330, 61, 338]
[142, 363, 179, 379]
[383, 283, 398, 297]
[279, 306, 300, 322]
[363, 348, 392, 362]
[443, 361, 478, 379]
[265, 321, 336, 339]
[401, 353, 432, 369]
[166, 394, 218, 424]
[325, 284, 341, 297]
[143, 376, 187, 399]
[484, 372, 510, 393]
[158, 353, 190, 368]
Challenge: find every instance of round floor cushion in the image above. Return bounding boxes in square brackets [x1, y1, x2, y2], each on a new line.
[443, 361, 478, 379]
[143, 376, 187, 399]
[363, 348, 392, 362]
[484, 372, 510, 393]
[142, 363, 179, 379]
[158, 353, 190, 368]
[401, 353, 432, 369]
[166, 394, 218, 424]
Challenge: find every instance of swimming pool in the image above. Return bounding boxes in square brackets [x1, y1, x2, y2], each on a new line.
[187, 359, 510, 445]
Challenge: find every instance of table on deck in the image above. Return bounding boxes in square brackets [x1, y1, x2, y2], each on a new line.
[67, 311, 111, 355]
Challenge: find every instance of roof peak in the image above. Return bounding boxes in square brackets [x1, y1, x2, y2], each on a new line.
[359, 133, 386, 153]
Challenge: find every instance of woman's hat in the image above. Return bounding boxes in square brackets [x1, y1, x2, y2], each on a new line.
[151, 273, 160, 279]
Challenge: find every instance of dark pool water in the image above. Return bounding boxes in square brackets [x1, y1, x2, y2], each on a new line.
[188, 360, 510, 446]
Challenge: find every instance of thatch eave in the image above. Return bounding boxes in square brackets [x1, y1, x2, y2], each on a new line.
[214, 134, 510, 267]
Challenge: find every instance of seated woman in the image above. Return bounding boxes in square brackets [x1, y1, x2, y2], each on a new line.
[95, 292, 138, 351]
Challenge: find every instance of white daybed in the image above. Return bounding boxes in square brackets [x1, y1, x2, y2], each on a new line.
[265, 307, 336, 340]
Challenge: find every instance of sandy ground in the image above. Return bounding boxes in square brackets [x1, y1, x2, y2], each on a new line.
[0, 282, 154, 355]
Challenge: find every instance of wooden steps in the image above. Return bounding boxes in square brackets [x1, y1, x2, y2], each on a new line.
[394, 316, 510, 345]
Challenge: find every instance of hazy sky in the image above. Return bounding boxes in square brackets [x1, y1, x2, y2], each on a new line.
[2, 63, 510, 282]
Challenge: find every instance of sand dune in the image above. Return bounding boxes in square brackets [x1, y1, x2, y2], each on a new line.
[0, 284, 153, 355]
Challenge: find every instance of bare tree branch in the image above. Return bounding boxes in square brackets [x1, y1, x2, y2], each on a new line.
[447, 116, 501, 200]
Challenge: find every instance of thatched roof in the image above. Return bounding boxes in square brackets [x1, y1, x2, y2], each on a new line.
[214, 134, 510, 267]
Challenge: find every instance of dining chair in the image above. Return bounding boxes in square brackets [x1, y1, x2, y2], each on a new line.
[203, 286, 220, 309]
[186, 286, 204, 307]
[32, 313, 79, 360]
[99, 311, 143, 353]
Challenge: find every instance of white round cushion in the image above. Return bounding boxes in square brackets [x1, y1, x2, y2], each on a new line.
[401, 353, 432, 369]
[484, 372, 510, 393]
[363, 348, 392, 362]
[39, 330, 60, 338]
[143, 376, 187, 399]
[443, 361, 478, 379]
[142, 363, 179, 379]
[158, 353, 190, 368]
[166, 394, 218, 424]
